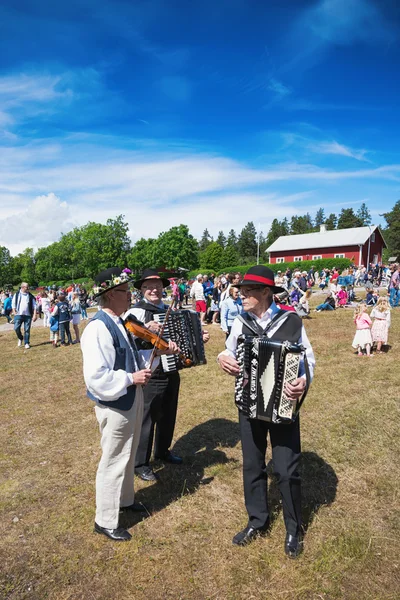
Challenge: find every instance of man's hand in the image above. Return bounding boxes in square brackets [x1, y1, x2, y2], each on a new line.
[164, 340, 180, 355]
[218, 353, 240, 376]
[33, 313, 38, 322]
[132, 369, 152, 386]
[285, 377, 306, 402]
[202, 330, 210, 343]
[146, 321, 162, 333]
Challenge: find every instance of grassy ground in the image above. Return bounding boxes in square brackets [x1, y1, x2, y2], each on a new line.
[0, 299, 399, 600]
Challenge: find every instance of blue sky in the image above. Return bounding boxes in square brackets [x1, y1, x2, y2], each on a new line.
[0, 0, 399, 255]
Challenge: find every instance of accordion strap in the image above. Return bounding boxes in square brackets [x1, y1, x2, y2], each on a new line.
[236, 309, 291, 337]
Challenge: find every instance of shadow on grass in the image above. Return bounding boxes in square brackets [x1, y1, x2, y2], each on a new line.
[267, 451, 338, 534]
[123, 418, 241, 528]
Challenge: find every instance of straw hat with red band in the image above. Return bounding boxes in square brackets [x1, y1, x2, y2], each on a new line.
[235, 265, 285, 294]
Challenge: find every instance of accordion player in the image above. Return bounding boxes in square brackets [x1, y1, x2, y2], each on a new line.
[153, 309, 207, 373]
[235, 335, 310, 424]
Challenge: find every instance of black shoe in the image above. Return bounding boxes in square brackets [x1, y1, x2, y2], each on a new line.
[232, 525, 268, 547]
[155, 451, 183, 465]
[135, 466, 157, 481]
[94, 522, 131, 541]
[284, 533, 303, 559]
[120, 502, 147, 513]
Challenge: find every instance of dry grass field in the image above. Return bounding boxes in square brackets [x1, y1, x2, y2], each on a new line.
[1, 299, 399, 600]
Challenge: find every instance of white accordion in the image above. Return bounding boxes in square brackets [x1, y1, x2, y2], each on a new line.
[235, 336, 309, 424]
[154, 310, 206, 373]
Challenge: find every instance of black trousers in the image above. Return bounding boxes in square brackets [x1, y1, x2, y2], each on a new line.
[135, 366, 180, 468]
[239, 410, 302, 536]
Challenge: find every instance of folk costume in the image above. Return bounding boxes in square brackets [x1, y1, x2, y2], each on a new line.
[125, 269, 182, 481]
[81, 268, 151, 538]
[218, 266, 315, 557]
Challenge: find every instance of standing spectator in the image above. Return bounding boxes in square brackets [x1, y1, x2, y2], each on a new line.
[336, 286, 348, 308]
[178, 279, 186, 308]
[49, 300, 60, 347]
[11, 282, 37, 349]
[299, 271, 308, 292]
[389, 265, 400, 308]
[202, 275, 214, 303]
[190, 275, 207, 324]
[2, 292, 13, 323]
[53, 293, 73, 346]
[70, 292, 82, 343]
[171, 279, 180, 307]
[79, 287, 89, 320]
[220, 286, 243, 337]
[209, 278, 222, 324]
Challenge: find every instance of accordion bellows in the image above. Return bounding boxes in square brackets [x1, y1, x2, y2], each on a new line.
[235, 335, 307, 424]
[154, 310, 206, 373]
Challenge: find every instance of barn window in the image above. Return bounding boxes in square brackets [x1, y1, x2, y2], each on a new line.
[276, 257, 284, 263]
[334, 254, 345, 258]
[312, 255, 322, 260]
[371, 232, 375, 242]
[293, 256, 302, 261]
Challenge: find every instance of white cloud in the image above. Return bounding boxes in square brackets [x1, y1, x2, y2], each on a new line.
[268, 78, 291, 99]
[0, 193, 74, 254]
[309, 140, 369, 161]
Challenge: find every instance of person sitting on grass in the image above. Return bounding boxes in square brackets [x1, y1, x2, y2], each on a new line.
[296, 289, 312, 318]
[366, 289, 378, 306]
[314, 291, 336, 312]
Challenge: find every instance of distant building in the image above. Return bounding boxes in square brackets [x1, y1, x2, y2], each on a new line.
[266, 225, 386, 266]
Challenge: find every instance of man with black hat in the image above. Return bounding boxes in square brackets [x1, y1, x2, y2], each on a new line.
[125, 269, 184, 482]
[217, 265, 315, 558]
[80, 267, 178, 541]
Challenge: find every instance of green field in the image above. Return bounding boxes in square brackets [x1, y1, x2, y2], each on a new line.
[0, 301, 399, 600]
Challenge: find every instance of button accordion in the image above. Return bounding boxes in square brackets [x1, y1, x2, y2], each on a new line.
[154, 310, 207, 373]
[235, 335, 309, 424]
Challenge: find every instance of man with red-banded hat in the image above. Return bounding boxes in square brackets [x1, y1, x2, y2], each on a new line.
[218, 265, 315, 558]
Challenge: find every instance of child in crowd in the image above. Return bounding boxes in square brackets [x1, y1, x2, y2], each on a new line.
[49, 300, 59, 347]
[370, 297, 391, 353]
[366, 289, 378, 306]
[53, 293, 73, 345]
[41, 291, 51, 327]
[352, 304, 373, 357]
[336, 286, 348, 307]
[296, 289, 312, 318]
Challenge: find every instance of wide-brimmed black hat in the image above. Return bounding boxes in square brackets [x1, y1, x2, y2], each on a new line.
[93, 267, 132, 298]
[134, 268, 170, 290]
[235, 265, 285, 294]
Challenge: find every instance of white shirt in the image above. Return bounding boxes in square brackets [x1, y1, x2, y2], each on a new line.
[12, 291, 36, 316]
[220, 302, 315, 381]
[81, 311, 151, 403]
[124, 299, 166, 325]
[190, 281, 205, 301]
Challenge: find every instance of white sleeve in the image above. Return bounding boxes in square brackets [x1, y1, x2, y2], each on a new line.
[124, 306, 147, 324]
[299, 325, 315, 382]
[124, 307, 159, 370]
[81, 320, 134, 402]
[218, 316, 242, 360]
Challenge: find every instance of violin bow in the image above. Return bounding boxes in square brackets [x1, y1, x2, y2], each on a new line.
[149, 296, 177, 369]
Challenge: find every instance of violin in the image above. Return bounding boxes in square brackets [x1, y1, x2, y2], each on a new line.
[124, 315, 192, 367]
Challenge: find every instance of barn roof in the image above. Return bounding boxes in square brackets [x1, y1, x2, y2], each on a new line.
[266, 225, 385, 253]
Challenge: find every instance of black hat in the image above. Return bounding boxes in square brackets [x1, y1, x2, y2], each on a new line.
[134, 268, 170, 290]
[235, 265, 285, 294]
[93, 267, 132, 298]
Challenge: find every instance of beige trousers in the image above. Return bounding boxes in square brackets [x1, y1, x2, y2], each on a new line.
[94, 387, 144, 529]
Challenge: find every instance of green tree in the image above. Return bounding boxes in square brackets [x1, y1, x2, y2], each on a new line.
[13, 248, 36, 285]
[382, 200, 400, 258]
[128, 238, 158, 273]
[199, 228, 213, 251]
[155, 225, 199, 270]
[237, 222, 257, 263]
[356, 202, 372, 226]
[0, 246, 13, 286]
[325, 213, 337, 230]
[290, 214, 314, 235]
[314, 208, 325, 228]
[337, 208, 363, 229]
[216, 231, 226, 248]
[220, 244, 239, 269]
[265, 219, 289, 248]
[226, 229, 237, 248]
[199, 241, 223, 272]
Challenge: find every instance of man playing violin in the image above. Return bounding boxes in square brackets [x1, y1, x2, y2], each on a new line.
[81, 268, 178, 541]
[125, 268, 209, 482]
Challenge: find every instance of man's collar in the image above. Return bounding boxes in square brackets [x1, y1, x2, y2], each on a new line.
[144, 298, 164, 309]
[248, 301, 278, 320]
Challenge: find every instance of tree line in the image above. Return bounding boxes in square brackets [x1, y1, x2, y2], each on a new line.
[0, 201, 399, 286]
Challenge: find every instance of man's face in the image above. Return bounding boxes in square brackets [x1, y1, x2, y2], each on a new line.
[239, 286, 270, 312]
[21, 284, 29, 292]
[141, 279, 163, 303]
[109, 283, 131, 315]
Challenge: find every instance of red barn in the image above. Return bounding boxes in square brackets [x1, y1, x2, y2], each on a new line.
[266, 225, 386, 266]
